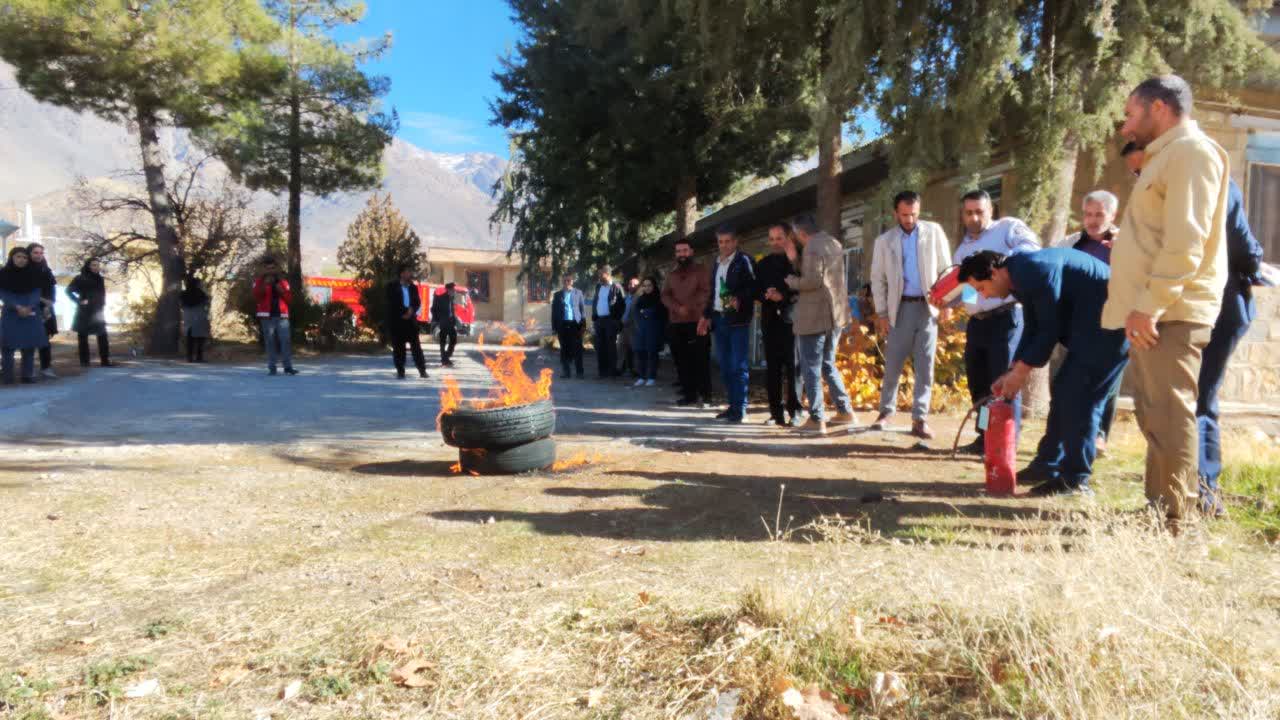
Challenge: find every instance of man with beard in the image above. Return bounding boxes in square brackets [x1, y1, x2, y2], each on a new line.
[662, 238, 712, 407]
[961, 249, 1128, 496]
[754, 222, 802, 426]
[1103, 75, 1230, 527]
[1119, 139, 1264, 517]
[946, 190, 1040, 453]
[869, 191, 953, 440]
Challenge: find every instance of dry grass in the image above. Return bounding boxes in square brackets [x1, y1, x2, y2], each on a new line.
[2, 425, 1279, 719]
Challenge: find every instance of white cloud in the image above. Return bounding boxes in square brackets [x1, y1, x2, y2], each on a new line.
[400, 112, 481, 148]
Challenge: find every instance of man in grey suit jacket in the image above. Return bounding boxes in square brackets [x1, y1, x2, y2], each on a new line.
[552, 272, 588, 378]
[869, 191, 954, 440]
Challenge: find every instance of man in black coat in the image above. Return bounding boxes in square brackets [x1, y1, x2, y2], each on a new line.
[590, 266, 626, 378]
[755, 223, 801, 426]
[431, 282, 459, 367]
[551, 272, 587, 379]
[385, 265, 427, 379]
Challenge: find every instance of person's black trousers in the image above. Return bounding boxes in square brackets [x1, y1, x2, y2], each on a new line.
[557, 322, 585, 377]
[762, 319, 801, 423]
[186, 332, 206, 362]
[963, 306, 1023, 437]
[668, 321, 711, 402]
[390, 321, 426, 376]
[39, 345, 52, 371]
[437, 322, 458, 363]
[77, 332, 109, 366]
[593, 317, 620, 378]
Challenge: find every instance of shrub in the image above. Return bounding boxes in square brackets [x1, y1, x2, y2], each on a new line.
[837, 311, 970, 413]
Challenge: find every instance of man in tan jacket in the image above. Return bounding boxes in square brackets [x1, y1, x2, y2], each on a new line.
[786, 214, 856, 434]
[869, 191, 953, 440]
[1102, 75, 1229, 525]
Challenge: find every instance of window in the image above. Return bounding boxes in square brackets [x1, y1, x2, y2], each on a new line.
[466, 270, 491, 303]
[1248, 163, 1279, 262]
[526, 269, 551, 303]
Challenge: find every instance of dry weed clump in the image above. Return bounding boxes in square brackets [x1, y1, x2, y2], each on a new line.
[602, 512, 1280, 719]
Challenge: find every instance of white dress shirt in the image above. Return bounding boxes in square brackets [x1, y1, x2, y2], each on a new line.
[952, 217, 1041, 315]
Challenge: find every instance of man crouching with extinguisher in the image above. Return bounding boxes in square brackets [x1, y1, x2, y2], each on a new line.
[959, 249, 1129, 496]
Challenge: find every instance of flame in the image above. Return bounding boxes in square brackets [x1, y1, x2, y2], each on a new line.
[551, 451, 603, 472]
[449, 461, 462, 474]
[437, 376, 464, 430]
[439, 330, 554, 416]
[479, 331, 554, 409]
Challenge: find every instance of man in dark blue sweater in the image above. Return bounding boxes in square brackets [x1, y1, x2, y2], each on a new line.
[1197, 179, 1265, 514]
[960, 248, 1130, 495]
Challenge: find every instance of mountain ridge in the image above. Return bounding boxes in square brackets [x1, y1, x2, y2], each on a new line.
[0, 62, 510, 261]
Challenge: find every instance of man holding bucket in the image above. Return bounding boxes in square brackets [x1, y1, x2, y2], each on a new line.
[960, 248, 1129, 496]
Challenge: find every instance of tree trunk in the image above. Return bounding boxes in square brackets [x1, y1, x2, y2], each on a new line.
[136, 104, 183, 355]
[287, 91, 304, 294]
[1040, 129, 1079, 246]
[816, 109, 842, 238]
[286, 2, 305, 295]
[674, 174, 697, 241]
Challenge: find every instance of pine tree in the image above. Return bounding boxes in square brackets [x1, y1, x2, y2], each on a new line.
[0, 0, 277, 354]
[877, 0, 1278, 239]
[492, 0, 812, 271]
[199, 0, 397, 298]
[337, 193, 427, 335]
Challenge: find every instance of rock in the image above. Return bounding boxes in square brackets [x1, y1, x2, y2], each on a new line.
[46, 513, 60, 521]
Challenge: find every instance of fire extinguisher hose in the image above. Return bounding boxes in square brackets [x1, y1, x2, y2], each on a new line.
[951, 394, 995, 458]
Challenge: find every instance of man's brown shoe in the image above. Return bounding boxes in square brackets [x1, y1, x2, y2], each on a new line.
[869, 412, 891, 431]
[795, 417, 828, 435]
[910, 419, 935, 440]
[831, 410, 857, 425]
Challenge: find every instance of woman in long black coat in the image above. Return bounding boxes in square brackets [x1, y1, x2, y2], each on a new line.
[65, 259, 113, 367]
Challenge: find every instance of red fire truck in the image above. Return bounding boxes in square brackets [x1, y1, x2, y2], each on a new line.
[305, 277, 475, 335]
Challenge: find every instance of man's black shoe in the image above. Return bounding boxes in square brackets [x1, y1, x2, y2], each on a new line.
[714, 410, 731, 420]
[1027, 480, 1073, 497]
[419, 371, 429, 379]
[396, 371, 406, 379]
[1016, 464, 1059, 487]
[576, 372, 585, 379]
[676, 397, 698, 407]
[561, 372, 571, 379]
[957, 437, 984, 455]
[284, 368, 299, 376]
[268, 369, 278, 376]
[725, 415, 744, 424]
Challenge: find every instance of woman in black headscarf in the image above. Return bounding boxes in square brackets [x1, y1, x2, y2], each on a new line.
[0, 246, 48, 384]
[27, 243, 59, 378]
[181, 274, 211, 362]
[66, 259, 113, 368]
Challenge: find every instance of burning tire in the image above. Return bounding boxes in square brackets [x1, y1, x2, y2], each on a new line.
[459, 438, 557, 475]
[439, 399, 556, 449]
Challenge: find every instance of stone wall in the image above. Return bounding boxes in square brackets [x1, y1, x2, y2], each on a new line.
[1219, 285, 1280, 404]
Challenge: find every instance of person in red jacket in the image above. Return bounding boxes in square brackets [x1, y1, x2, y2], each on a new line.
[252, 258, 298, 376]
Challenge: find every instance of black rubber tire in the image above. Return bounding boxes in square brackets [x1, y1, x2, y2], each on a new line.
[459, 438, 556, 475]
[440, 399, 555, 449]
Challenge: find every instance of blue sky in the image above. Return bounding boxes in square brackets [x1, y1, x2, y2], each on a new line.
[339, 1, 521, 158]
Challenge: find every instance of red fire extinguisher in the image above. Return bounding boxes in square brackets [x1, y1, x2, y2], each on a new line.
[953, 396, 1017, 495]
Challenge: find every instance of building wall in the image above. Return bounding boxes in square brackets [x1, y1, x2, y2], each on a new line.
[1222, 286, 1280, 403]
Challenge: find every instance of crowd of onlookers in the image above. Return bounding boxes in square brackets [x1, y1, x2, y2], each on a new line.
[549, 74, 1269, 528]
[2, 75, 1266, 529]
[0, 244, 115, 384]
